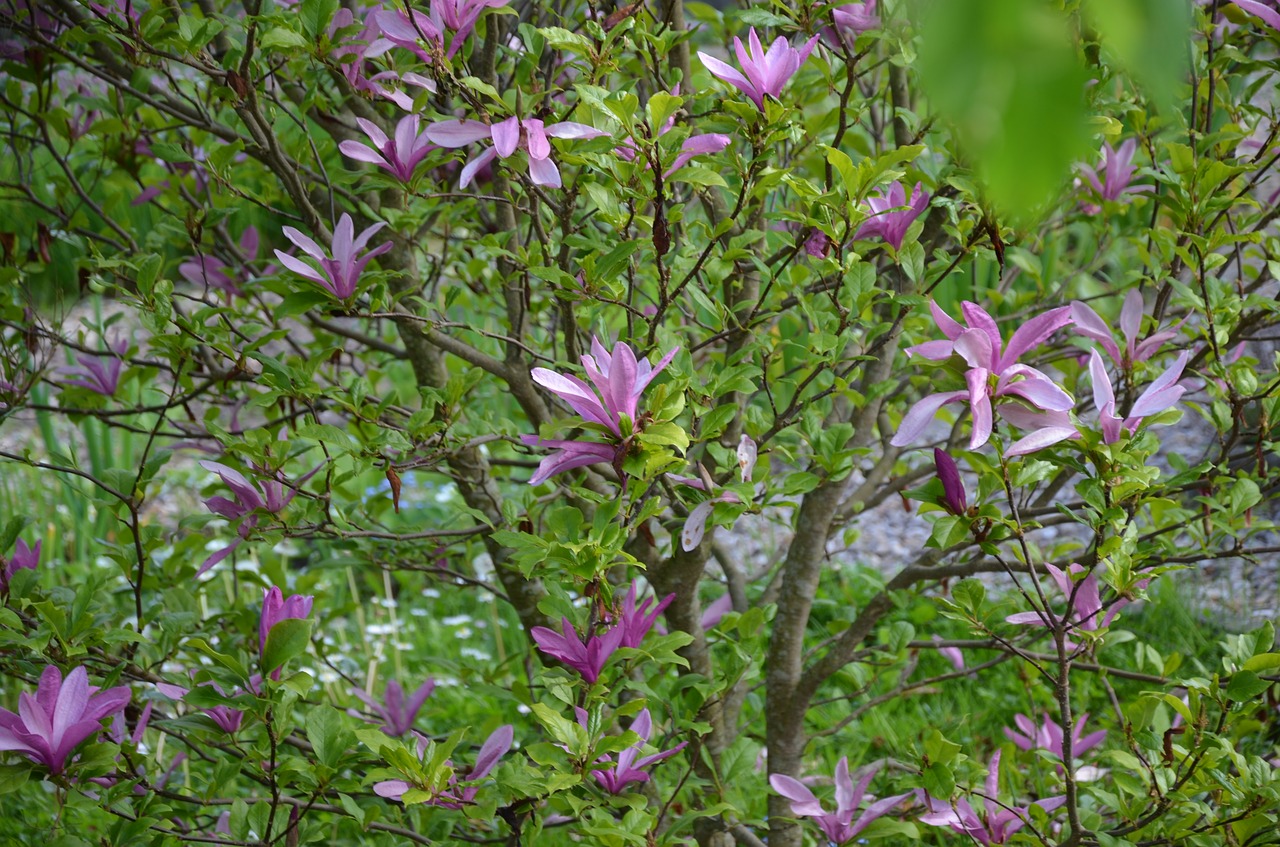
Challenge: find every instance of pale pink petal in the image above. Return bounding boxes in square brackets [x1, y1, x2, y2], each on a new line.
[890, 390, 967, 446]
[426, 119, 495, 148]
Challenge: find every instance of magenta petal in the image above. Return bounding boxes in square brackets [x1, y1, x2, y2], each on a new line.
[1070, 301, 1123, 363]
[999, 305, 1072, 372]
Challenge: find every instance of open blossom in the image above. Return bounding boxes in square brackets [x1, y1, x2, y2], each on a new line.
[697, 28, 819, 111]
[1077, 139, 1152, 212]
[1071, 289, 1181, 367]
[576, 707, 687, 793]
[1005, 563, 1141, 647]
[533, 337, 679, 437]
[770, 758, 911, 844]
[274, 213, 392, 300]
[260, 586, 313, 679]
[427, 115, 608, 189]
[340, 115, 435, 183]
[374, 724, 512, 806]
[524, 338, 678, 484]
[1005, 713, 1106, 761]
[531, 616, 624, 683]
[855, 181, 930, 250]
[351, 679, 436, 737]
[614, 583, 675, 648]
[179, 226, 261, 298]
[832, 0, 879, 37]
[519, 437, 619, 486]
[1003, 348, 1189, 456]
[328, 9, 435, 110]
[1233, 0, 1280, 29]
[918, 751, 1066, 845]
[198, 459, 320, 576]
[373, 0, 507, 61]
[64, 335, 129, 397]
[892, 301, 1073, 450]
[1089, 348, 1189, 444]
[1, 538, 39, 592]
[0, 665, 130, 775]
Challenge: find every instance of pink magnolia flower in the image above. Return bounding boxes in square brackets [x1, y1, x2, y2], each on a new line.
[770, 758, 911, 845]
[531, 617, 624, 683]
[1005, 713, 1106, 761]
[351, 679, 436, 737]
[340, 115, 435, 183]
[524, 338, 678, 484]
[918, 751, 1066, 845]
[1071, 289, 1180, 367]
[855, 181, 930, 250]
[519, 437, 620, 486]
[832, 0, 879, 36]
[892, 301, 1073, 450]
[198, 459, 320, 576]
[804, 229, 833, 258]
[1, 538, 39, 592]
[1234, 0, 1280, 29]
[1003, 348, 1189, 456]
[274, 213, 392, 300]
[374, 724, 513, 806]
[1005, 563, 1141, 647]
[533, 337, 679, 438]
[328, 9, 433, 110]
[613, 583, 675, 649]
[260, 586, 313, 679]
[1077, 139, 1153, 212]
[165, 680, 246, 734]
[179, 226, 261, 298]
[0, 665, 130, 774]
[575, 707, 687, 793]
[372, 0, 507, 61]
[427, 115, 608, 189]
[697, 28, 820, 111]
[199, 688, 246, 735]
[1089, 348, 1189, 444]
[64, 335, 129, 397]
[430, 0, 508, 57]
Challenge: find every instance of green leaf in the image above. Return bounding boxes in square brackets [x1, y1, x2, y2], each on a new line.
[1084, 0, 1191, 114]
[1224, 670, 1272, 702]
[639, 421, 689, 453]
[262, 618, 313, 677]
[923, 728, 962, 765]
[921, 762, 955, 798]
[300, 0, 339, 38]
[1242, 652, 1280, 672]
[260, 27, 310, 51]
[307, 705, 354, 768]
[916, 0, 1092, 217]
